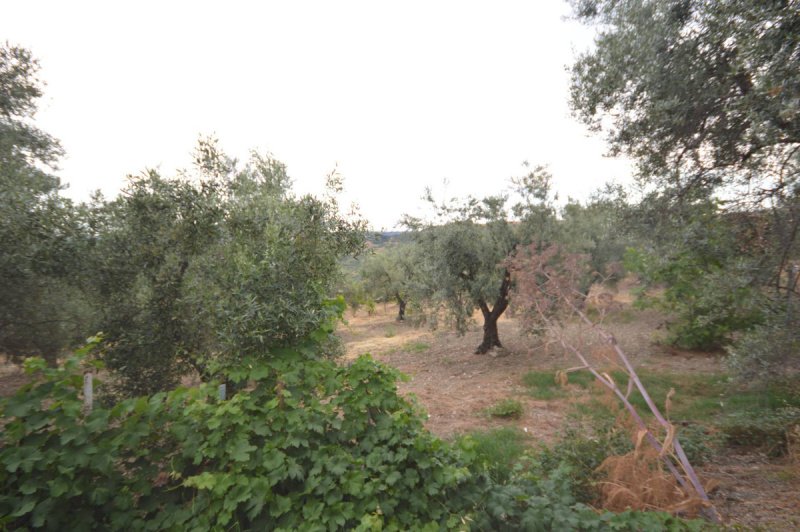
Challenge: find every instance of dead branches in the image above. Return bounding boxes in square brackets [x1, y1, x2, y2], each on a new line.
[507, 244, 721, 523]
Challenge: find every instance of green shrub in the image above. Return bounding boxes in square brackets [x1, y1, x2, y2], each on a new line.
[0, 347, 477, 530]
[727, 302, 800, 383]
[533, 423, 632, 504]
[470, 464, 708, 531]
[721, 407, 800, 456]
[676, 424, 723, 466]
[486, 399, 524, 419]
[624, 245, 764, 350]
[460, 428, 529, 483]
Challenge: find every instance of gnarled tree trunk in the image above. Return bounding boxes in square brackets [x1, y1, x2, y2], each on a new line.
[475, 269, 512, 354]
[396, 293, 407, 321]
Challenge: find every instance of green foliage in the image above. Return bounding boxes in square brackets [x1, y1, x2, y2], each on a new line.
[339, 276, 370, 315]
[570, 0, 800, 198]
[87, 170, 224, 395]
[461, 428, 706, 531]
[412, 218, 514, 333]
[86, 138, 366, 396]
[485, 399, 524, 419]
[572, 0, 799, 358]
[358, 243, 418, 319]
[469, 462, 706, 532]
[0, 44, 89, 365]
[524, 370, 595, 400]
[727, 298, 800, 383]
[676, 425, 723, 467]
[459, 428, 529, 483]
[1, 336, 716, 531]
[0, 346, 479, 530]
[721, 407, 800, 456]
[534, 423, 632, 505]
[404, 166, 558, 353]
[558, 185, 632, 282]
[623, 199, 765, 350]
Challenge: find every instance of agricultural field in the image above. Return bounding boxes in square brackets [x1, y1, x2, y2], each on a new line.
[3, 0, 800, 528]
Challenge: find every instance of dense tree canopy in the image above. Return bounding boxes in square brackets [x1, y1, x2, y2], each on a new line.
[359, 243, 419, 320]
[88, 138, 367, 396]
[404, 166, 557, 354]
[0, 44, 88, 365]
[571, 0, 800, 357]
[571, 0, 800, 199]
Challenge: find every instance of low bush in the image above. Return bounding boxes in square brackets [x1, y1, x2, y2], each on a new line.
[469, 462, 708, 531]
[727, 301, 800, 383]
[460, 428, 529, 483]
[533, 423, 632, 504]
[675, 424, 723, 466]
[721, 407, 800, 456]
[485, 399, 524, 419]
[0, 347, 477, 530]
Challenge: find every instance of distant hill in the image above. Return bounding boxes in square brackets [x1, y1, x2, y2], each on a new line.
[367, 231, 413, 248]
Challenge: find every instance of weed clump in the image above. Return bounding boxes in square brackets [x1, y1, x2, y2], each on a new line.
[721, 407, 800, 456]
[486, 399, 524, 419]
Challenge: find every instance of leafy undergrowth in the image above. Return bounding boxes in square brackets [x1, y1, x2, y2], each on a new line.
[1, 340, 711, 531]
[524, 368, 800, 456]
[484, 399, 524, 420]
[457, 428, 709, 530]
[514, 368, 800, 521]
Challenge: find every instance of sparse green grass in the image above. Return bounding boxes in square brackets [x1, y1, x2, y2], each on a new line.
[605, 307, 638, 323]
[382, 341, 430, 355]
[562, 370, 729, 426]
[484, 398, 524, 419]
[540, 367, 800, 457]
[384, 327, 396, 338]
[402, 341, 430, 353]
[526, 369, 800, 423]
[458, 427, 529, 482]
[523, 370, 594, 400]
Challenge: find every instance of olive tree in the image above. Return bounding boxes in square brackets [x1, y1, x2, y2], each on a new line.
[570, 0, 799, 280]
[404, 165, 556, 354]
[359, 243, 418, 320]
[570, 0, 800, 355]
[0, 44, 89, 365]
[90, 138, 367, 395]
[86, 169, 224, 395]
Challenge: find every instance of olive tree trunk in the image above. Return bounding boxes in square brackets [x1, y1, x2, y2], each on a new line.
[475, 269, 511, 354]
[396, 293, 407, 321]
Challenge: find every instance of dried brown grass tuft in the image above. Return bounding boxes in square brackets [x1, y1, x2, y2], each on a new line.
[788, 423, 800, 468]
[596, 427, 710, 517]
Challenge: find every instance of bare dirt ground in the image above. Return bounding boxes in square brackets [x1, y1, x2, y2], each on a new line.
[338, 299, 800, 530]
[0, 354, 28, 398]
[338, 303, 720, 440]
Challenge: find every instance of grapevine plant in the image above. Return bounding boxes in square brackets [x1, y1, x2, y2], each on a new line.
[1, 336, 707, 530]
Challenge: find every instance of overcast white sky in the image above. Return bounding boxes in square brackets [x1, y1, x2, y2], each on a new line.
[2, 0, 631, 230]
